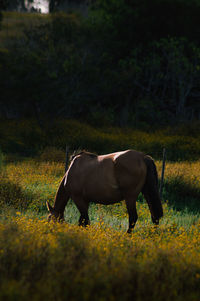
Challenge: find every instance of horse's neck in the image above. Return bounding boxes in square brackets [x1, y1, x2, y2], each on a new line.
[53, 176, 67, 213]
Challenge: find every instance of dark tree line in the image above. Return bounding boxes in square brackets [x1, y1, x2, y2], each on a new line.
[0, 0, 88, 13]
[0, 0, 27, 11]
[0, 0, 200, 126]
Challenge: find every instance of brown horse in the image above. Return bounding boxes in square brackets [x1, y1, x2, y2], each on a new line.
[46, 150, 163, 233]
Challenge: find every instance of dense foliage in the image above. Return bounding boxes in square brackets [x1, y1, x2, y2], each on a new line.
[0, 0, 38, 11]
[1, 0, 200, 126]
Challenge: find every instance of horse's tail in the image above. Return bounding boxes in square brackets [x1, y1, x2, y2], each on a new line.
[142, 155, 163, 220]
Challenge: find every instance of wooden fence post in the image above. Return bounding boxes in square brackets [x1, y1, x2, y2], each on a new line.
[65, 145, 69, 173]
[159, 148, 166, 200]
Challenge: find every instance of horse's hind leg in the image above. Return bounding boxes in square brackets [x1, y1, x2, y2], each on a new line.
[74, 199, 90, 227]
[125, 197, 138, 233]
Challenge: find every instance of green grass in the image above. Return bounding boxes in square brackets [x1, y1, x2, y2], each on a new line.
[1, 158, 200, 232]
[0, 155, 200, 300]
[64, 200, 200, 232]
[2, 198, 200, 234]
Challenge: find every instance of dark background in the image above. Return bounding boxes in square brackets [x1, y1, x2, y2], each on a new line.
[0, 0, 200, 127]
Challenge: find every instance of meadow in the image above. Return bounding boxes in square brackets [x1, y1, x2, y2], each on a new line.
[0, 142, 200, 300]
[0, 210, 200, 301]
[0, 8, 200, 300]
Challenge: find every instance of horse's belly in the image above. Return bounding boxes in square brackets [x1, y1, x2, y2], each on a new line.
[84, 185, 122, 204]
[91, 198, 121, 205]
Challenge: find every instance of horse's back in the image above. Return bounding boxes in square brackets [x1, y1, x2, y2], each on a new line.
[65, 150, 147, 202]
[65, 152, 121, 202]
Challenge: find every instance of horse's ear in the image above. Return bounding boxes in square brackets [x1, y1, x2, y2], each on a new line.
[46, 201, 54, 213]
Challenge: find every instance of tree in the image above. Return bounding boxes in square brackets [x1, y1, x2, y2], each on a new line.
[0, 0, 38, 11]
[119, 38, 200, 122]
[48, 0, 65, 12]
[90, 0, 200, 54]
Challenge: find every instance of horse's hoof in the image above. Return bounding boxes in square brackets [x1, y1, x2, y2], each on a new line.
[127, 229, 133, 234]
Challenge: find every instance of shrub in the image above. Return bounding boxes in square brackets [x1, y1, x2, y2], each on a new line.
[0, 180, 29, 210]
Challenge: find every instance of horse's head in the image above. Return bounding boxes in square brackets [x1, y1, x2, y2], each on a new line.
[46, 201, 64, 222]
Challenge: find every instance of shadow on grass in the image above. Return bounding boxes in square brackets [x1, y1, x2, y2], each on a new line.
[0, 180, 37, 211]
[162, 177, 200, 214]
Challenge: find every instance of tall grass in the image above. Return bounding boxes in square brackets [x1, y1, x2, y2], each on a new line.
[0, 158, 200, 228]
[0, 211, 200, 301]
[0, 119, 200, 160]
[0, 155, 200, 300]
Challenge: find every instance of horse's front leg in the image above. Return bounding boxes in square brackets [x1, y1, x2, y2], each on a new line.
[125, 198, 138, 233]
[74, 199, 90, 227]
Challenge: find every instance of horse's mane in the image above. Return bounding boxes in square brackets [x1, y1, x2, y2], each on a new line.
[70, 150, 97, 161]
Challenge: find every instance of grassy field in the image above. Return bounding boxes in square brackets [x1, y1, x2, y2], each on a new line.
[0, 211, 200, 301]
[0, 154, 200, 300]
[0, 119, 200, 300]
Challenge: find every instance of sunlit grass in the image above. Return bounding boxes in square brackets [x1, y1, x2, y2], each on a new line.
[0, 211, 200, 300]
[1, 159, 200, 228]
[0, 157, 200, 300]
